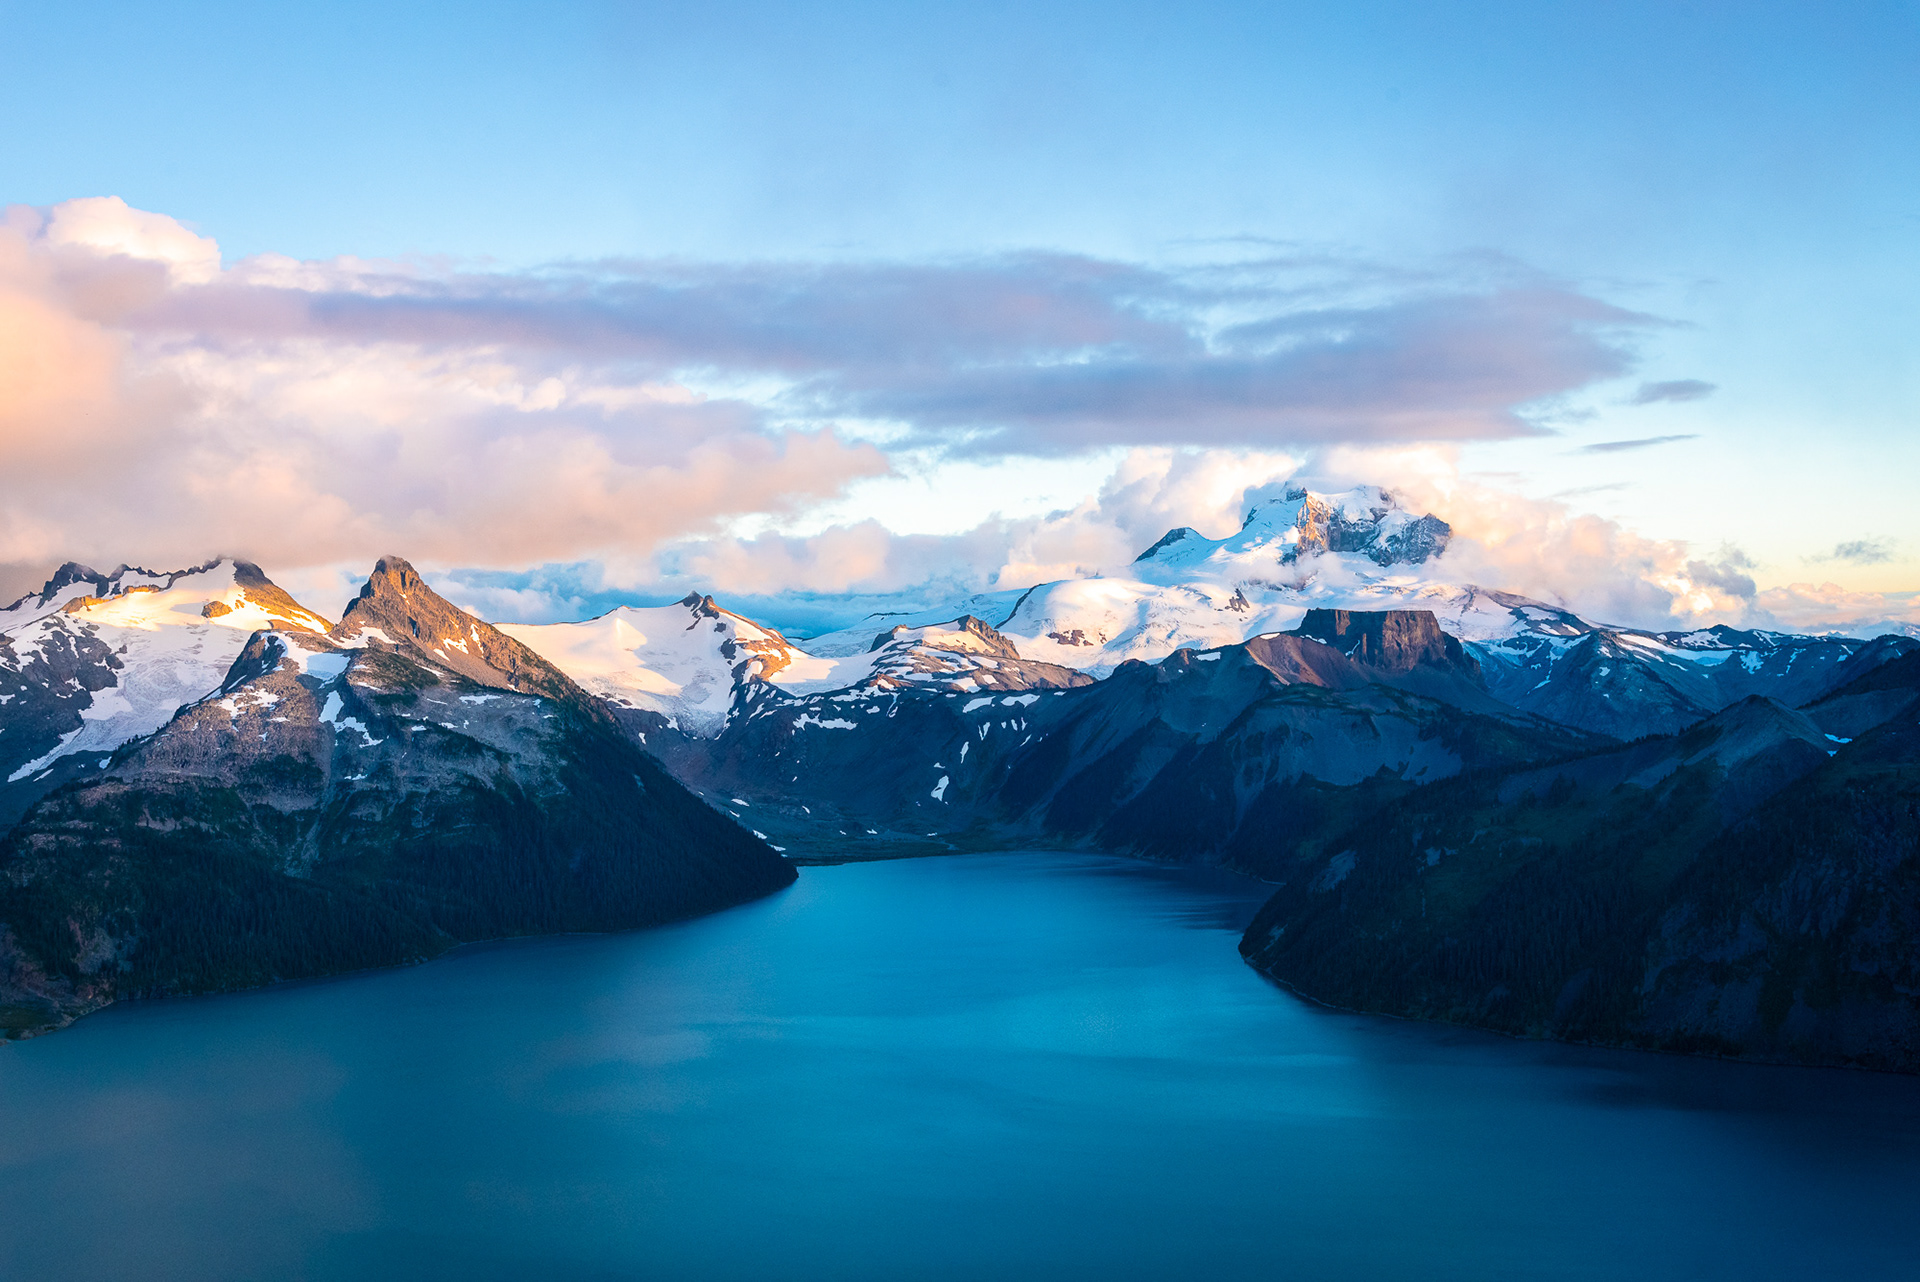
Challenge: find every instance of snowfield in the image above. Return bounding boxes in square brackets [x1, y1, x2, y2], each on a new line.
[0, 560, 332, 780]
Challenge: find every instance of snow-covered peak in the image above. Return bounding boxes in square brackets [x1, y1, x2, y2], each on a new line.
[1133, 485, 1452, 580]
[870, 615, 1021, 660]
[0, 559, 332, 787]
[1, 559, 329, 637]
[501, 592, 825, 736]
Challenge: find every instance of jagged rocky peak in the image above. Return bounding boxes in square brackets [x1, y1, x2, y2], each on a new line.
[676, 591, 803, 678]
[1257, 485, 1452, 566]
[208, 560, 330, 631]
[0, 558, 794, 1038]
[2, 561, 110, 614]
[1294, 608, 1478, 676]
[334, 555, 574, 699]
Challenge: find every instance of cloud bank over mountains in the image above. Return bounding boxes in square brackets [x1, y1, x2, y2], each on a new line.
[1, 196, 1911, 636]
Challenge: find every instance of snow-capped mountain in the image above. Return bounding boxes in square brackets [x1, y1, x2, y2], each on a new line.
[496, 594, 818, 737]
[3, 483, 1908, 825]
[794, 486, 1465, 670]
[0, 559, 330, 820]
[3, 536, 1917, 1069]
[0, 557, 791, 1036]
[650, 606, 1597, 859]
[1129, 484, 1452, 575]
[501, 485, 1905, 744]
[503, 601, 1094, 742]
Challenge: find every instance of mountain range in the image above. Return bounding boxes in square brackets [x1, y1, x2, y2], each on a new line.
[3, 486, 1915, 1068]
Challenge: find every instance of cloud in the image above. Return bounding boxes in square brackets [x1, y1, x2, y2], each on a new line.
[1816, 538, 1897, 565]
[834, 286, 1648, 452]
[431, 444, 1793, 637]
[123, 224, 1650, 457]
[0, 198, 1894, 645]
[1753, 581, 1920, 637]
[42, 196, 223, 285]
[0, 197, 1666, 583]
[0, 199, 889, 578]
[412, 439, 1916, 645]
[1629, 379, 1716, 405]
[1575, 434, 1699, 454]
[641, 447, 1302, 599]
[1683, 555, 1757, 600]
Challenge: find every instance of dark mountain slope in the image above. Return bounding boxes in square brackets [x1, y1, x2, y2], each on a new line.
[1802, 646, 1920, 741]
[0, 557, 793, 1038]
[1475, 623, 1910, 743]
[661, 610, 1597, 868]
[1240, 667, 1920, 1071]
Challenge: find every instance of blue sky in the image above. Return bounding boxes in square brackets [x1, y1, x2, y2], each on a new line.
[0, 1, 1914, 624]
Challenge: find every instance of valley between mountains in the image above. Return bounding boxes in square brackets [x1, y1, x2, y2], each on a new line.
[3, 487, 1917, 1072]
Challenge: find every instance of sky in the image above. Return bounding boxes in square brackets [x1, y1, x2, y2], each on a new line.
[0, 1, 1915, 632]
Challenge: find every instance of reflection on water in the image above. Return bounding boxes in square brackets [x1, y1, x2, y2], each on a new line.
[1, 852, 1917, 1281]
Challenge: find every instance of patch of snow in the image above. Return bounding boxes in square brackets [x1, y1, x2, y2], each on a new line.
[318, 689, 382, 747]
[298, 651, 351, 681]
[7, 728, 83, 781]
[792, 713, 857, 731]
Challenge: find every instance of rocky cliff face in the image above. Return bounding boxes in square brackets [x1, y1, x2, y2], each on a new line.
[1275, 487, 1453, 566]
[1296, 608, 1479, 676]
[0, 557, 794, 1038]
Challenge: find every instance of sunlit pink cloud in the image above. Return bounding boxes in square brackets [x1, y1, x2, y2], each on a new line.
[0, 199, 889, 593]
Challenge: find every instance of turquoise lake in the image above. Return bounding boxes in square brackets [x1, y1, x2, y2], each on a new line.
[2, 852, 1918, 1280]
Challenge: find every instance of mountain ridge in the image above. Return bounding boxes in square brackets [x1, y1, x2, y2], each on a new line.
[0, 557, 793, 1038]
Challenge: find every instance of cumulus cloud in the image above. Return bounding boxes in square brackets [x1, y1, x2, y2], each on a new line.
[642, 448, 1300, 598]
[1575, 434, 1699, 454]
[42, 196, 223, 284]
[412, 431, 1920, 644]
[1314, 451, 1763, 629]
[1629, 379, 1716, 404]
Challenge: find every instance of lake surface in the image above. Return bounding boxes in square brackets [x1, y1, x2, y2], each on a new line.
[3, 853, 1919, 1281]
